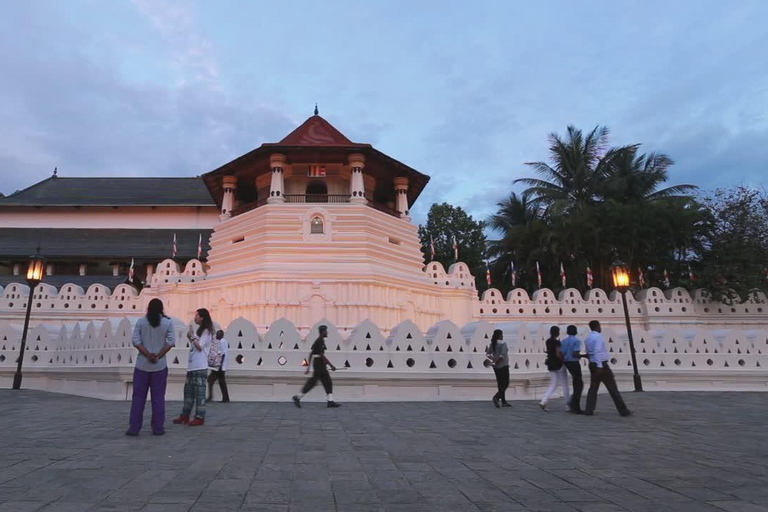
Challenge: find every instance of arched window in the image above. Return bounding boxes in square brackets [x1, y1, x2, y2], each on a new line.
[311, 216, 324, 234]
[306, 181, 328, 202]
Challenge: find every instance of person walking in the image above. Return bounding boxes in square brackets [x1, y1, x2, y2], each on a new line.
[292, 325, 340, 408]
[207, 330, 230, 403]
[540, 325, 570, 412]
[584, 320, 632, 417]
[173, 308, 214, 426]
[561, 325, 584, 414]
[126, 298, 176, 436]
[486, 329, 510, 408]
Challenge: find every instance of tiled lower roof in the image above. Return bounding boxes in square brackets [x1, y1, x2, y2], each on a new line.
[0, 177, 215, 206]
[0, 228, 212, 259]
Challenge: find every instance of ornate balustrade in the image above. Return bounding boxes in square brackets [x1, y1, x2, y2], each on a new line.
[1, 316, 766, 400]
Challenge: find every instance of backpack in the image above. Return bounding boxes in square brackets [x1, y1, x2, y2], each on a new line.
[208, 337, 224, 368]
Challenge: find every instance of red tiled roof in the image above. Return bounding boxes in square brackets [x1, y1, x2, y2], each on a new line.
[278, 115, 360, 146]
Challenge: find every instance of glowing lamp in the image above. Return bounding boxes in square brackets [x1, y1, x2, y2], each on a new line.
[26, 254, 45, 286]
[611, 261, 630, 292]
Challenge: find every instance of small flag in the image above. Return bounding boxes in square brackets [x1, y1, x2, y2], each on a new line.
[197, 233, 202, 260]
[587, 266, 593, 289]
[452, 234, 458, 261]
[128, 258, 134, 283]
[308, 165, 326, 177]
[486, 263, 492, 287]
[560, 262, 566, 288]
[172, 233, 177, 259]
[638, 267, 645, 289]
[510, 261, 516, 288]
[663, 269, 670, 288]
[536, 261, 542, 289]
[688, 264, 695, 285]
[429, 235, 435, 261]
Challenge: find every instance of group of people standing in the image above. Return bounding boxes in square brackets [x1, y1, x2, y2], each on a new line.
[488, 320, 632, 417]
[126, 299, 230, 436]
[126, 300, 338, 436]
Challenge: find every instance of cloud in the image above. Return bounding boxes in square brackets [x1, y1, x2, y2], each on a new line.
[0, 2, 294, 194]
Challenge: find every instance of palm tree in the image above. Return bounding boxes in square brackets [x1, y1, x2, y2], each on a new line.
[601, 145, 697, 203]
[514, 125, 623, 213]
[486, 191, 549, 290]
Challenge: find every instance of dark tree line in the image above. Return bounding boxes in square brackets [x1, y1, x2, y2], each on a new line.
[419, 125, 768, 301]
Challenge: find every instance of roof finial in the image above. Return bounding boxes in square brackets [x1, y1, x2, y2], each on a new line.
[314, 103, 319, 116]
[53, 167, 57, 178]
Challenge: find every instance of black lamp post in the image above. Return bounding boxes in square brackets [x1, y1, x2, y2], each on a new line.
[12, 251, 45, 390]
[611, 260, 643, 392]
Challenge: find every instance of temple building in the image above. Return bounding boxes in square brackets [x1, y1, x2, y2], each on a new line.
[1, 111, 766, 401]
[0, 111, 481, 330]
[0, 112, 428, 289]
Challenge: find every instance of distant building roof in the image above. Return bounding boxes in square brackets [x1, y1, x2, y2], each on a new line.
[0, 176, 215, 207]
[0, 228, 212, 259]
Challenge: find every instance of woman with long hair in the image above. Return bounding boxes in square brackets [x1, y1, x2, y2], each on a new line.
[173, 308, 214, 427]
[486, 329, 510, 408]
[126, 298, 176, 436]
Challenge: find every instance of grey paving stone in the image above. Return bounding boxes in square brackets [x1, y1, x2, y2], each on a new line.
[2, 391, 768, 512]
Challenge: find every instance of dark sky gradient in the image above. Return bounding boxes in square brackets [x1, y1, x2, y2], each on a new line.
[1, 1, 766, 225]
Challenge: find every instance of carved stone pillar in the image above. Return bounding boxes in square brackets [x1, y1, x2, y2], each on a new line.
[348, 153, 367, 204]
[220, 175, 237, 220]
[79, 264, 87, 276]
[45, 263, 54, 276]
[268, 154, 286, 204]
[146, 263, 155, 282]
[12, 263, 20, 276]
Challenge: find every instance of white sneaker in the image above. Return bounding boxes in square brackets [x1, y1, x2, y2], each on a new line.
[539, 402, 548, 411]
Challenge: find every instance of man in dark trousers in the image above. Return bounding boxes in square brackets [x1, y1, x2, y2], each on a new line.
[561, 325, 584, 414]
[293, 325, 341, 408]
[584, 320, 631, 417]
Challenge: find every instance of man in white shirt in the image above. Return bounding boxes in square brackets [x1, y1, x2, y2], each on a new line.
[584, 320, 631, 417]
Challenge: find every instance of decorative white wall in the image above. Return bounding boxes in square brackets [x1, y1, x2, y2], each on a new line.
[2, 315, 766, 401]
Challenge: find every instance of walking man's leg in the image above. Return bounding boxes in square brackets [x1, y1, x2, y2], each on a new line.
[565, 362, 584, 412]
[584, 363, 602, 415]
[219, 371, 230, 402]
[602, 364, 631, 416]
[207, 371, 217, 402]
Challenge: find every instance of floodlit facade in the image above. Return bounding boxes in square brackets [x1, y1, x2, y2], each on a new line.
[1, 113, 766, 399]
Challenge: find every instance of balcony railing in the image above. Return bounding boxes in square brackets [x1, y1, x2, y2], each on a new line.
[231, 194, 402, 218]
[365, 198, 401, 218]
[284, 194, 351, 204]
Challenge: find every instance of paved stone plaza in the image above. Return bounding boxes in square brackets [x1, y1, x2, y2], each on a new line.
[1, 391, 767, 512]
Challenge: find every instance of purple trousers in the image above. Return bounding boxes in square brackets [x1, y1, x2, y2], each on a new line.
[128, 367, 168, 434]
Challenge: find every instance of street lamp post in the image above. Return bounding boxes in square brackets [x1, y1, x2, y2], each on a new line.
[12, 251, 45, 390]
[611, 260, 643, 392]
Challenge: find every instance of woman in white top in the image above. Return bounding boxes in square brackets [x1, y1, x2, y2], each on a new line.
[173, 308, 213, 426]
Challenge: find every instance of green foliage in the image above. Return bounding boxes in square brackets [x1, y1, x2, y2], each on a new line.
[418, 203, 488, 291]
[485, 124, 757, 297]
[697, 187, 768, 302]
